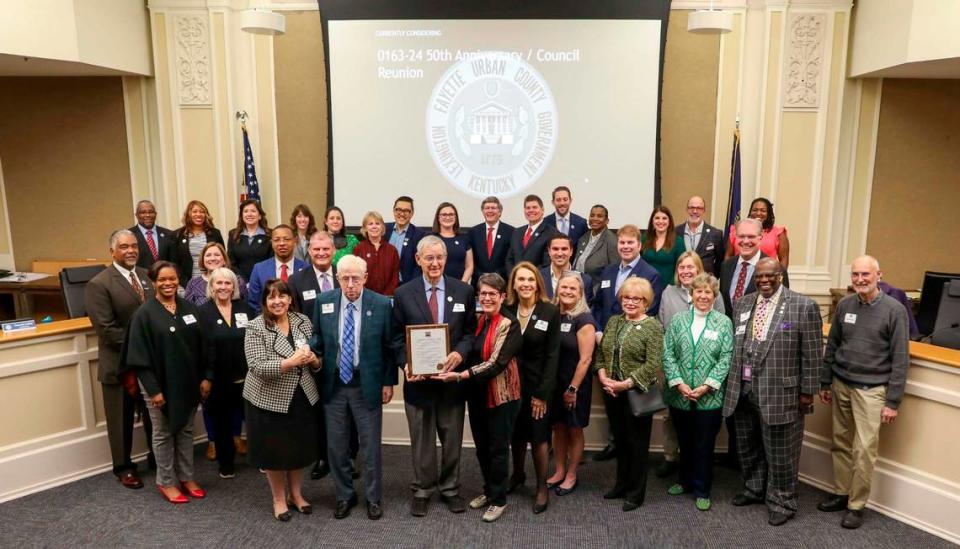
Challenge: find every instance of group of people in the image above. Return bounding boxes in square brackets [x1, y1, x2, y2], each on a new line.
[82, 189, 909, 531]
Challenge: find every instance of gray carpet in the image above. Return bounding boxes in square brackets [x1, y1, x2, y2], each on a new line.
[1, 444, 951, 549]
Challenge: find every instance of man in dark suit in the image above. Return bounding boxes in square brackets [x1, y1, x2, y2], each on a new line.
[719, 218, 790, 317]
[392, 235, 476, 517]
[676, 195, 725, 275]
[593, 224, 664, 330]
[385, 195, 425, 284]
[723, 258, 822, 526]
[311, 255, 396, 520]
[543, 185, 588, 245]
[467, 196, 515, 286]
[247, 224, 307, 313]
[130, 200, 174, 269]
[84, 229, 155, 489]
[505, 194, 559, 273]
[540, 234, 594, 306]
[289, 230, 339, 480]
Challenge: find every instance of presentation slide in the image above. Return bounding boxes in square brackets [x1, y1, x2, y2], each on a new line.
[328, 19, 661, 228]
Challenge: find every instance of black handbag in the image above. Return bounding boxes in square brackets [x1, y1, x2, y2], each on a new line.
[626, 384, 666, 417]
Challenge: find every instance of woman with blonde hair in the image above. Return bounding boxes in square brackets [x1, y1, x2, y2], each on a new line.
[352, 211, 400, 296]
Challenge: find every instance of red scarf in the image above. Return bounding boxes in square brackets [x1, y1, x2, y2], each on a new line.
[475, 311, 521, 407]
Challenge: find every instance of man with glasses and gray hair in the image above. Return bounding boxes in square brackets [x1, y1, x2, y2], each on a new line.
[676, 196, 724, 275]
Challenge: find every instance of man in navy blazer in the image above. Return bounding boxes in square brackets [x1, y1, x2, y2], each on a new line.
[247, 224, 307, 313]
[676, 196, 725, 276]
[543, 185, 587, 245]
[384, 195, 425, 284]
[392, 235, 476, 517]
[311, 255, 396, 520]
[467, 196, 515, 286]
[593, 224, 664, 330]
[540, 234, 595, 307]
[505, 194, 559, 274]
[130, 200, 174, 269]
[289, 231, 339, 318]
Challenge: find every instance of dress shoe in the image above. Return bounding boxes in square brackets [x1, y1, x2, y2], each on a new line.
[205, 442, 216, 461]
[157, 485, 188, 504]
[545, 478, 563, 490]
[655, 459, 680, 478]
[507, 474, 526, 494]
[118, 471, 143, 489]
[841, 509, 864, 529]
[367, 501, 384, 520]
[441, 495, 466, 514]
[234, 436, 247, 456]
[594, 444, 617, 462]
[768, 511, 791, 526]
[287, 500, 313, 515]
[603, 487, 626, 500]
[334, 496, 358, 519]
[179, 482, 206, 499]
[482, 504, 506, 522]
[275, 510, 292, 522]
[410, 496, 429, 517]
[555, 480, 578, 497]
[817, 494, 849, 512]
[731, 492, 765, 506]
[622, 500, 642, 512]
[469, 495, 489, 509]
[532, 498, 549, 514]
[311, 460, 330, 480]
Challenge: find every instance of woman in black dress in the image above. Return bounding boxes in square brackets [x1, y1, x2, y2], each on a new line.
[430, 201, 473, 283]
[243, 279, 321, 521]
[125, 260, 211, 504]
[198, 267, 254, 479]
[228, 198, 272, 281]
[503, 261, 560, 514]
[546, 272, 596, 496]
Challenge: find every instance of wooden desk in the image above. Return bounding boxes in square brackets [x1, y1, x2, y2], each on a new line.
[0, 276, 64, 320]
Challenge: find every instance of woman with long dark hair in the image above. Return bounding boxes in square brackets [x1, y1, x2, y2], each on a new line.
[324, 206, 359, 266]
[228, 199, 272, 280]
[640, 205, 686, 288]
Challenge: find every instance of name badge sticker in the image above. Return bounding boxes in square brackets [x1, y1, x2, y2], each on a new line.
[703, 329, 718, 341]
[736, 325, 746, 335]
[321, 303, 335, 314]
[844, 313, 857, 324]
[534, 319, 549, 331]
[560, 322, 572, 333]
[182, 314, 197, 325]
[294, 337, 307, 349]
[302, 289, 316, 300]
[235, 313, 249, 328]
[601, 280, 612, 289]
[739, 312, 751, 322]
[453, 303, 466, 312]
[705, 243, 715, 251]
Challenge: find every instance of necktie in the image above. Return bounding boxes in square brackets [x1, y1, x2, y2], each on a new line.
[753, 297, 770, 340]
[486, 227, 494, 259]
[560, 218, 568, 235]
[733, 261, 749, 301]
[129, 272, 144, 303]
[280, 263, 289, 282]
[145, 230, 159, 262]
[522, 226, 533, 248]
[428, 286, 439, 323]
[321, 273, 332, 292]
[339, 303, 355, 384]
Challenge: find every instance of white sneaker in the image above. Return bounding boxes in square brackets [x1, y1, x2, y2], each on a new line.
[469, 495, 488, 509]
[482, 504, 506, 522]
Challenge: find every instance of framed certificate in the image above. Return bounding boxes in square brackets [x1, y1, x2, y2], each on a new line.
[405, 324, 450, 377]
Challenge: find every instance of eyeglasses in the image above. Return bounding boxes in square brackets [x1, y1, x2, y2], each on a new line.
[478, 291, 501, 298]
[420, 255, 445, 263]
[394, 208, 412, 214]
[687, 206, 705, 211]
[621, 296, 647, 303]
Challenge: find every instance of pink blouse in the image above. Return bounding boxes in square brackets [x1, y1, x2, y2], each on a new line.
[728, 224, 786, 258]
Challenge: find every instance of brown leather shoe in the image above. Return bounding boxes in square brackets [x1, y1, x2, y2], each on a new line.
[234, 437, 248, 456]
[118, 471, 144, 489]
[205, 442, 217, 461]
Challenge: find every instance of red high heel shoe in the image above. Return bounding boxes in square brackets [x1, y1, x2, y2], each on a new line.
[180, 481, 206, 499]
[157, 485, 189, 504]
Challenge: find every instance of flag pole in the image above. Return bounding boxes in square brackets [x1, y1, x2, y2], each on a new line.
[236, 111, 249, 203]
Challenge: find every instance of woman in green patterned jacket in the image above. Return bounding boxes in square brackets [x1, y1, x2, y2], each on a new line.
[593, 276, 663, 512]
[662, 273, 733, 511]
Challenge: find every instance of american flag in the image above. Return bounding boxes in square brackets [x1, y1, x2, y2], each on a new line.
[241, 125, 261, 202]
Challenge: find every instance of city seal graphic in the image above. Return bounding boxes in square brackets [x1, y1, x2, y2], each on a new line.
[426, 51, 558, 198]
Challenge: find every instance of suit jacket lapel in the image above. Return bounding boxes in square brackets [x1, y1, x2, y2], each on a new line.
[442, 277, 456, 321]
[411, 278, 433, 323]
[110, 267, 141, 303]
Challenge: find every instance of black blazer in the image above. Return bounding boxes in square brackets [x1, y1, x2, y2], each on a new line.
[129, 225, 175, 270]
[543, 212, 588, 247]
[675, 222, 725, 276]
[503, 301, 561, 402]
[505, 222, 559, 274]
[392, 276, 476, 407]
[288, 264, 339, 318]
[719, 253, 790, 318]
[198, 299, 254, 385]
[384, 222, 425, 283]
[467, 222, 515, 285]
[227, 229, 273, 281]
[171, 227, 225, 287]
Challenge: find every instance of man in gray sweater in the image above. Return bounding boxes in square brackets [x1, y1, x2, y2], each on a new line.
[817, 255, 909, 529]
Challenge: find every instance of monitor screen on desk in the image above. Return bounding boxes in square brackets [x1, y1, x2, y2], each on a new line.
[917, 271, 960, 337]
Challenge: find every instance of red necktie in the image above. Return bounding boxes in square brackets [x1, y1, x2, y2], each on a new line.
[486, 227, 494, 259]
[145, 230, 159, 262]
[733, 261, 749, 300]
[280, 263, 289, 282]
[428, 286, 439, 323]
[522, 226, 533, 248]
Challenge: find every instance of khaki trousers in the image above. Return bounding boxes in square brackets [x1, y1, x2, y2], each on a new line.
[831, 377, 886, 510]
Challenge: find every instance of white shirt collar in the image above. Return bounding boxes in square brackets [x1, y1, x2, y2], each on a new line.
[685, 221, 704, 234]
[485, 221, 500, 232]
[527, 219, 543, 234]
[275, 257, 295, 275]
[739, 252, 762, 267]
[113, 262, 136, 278]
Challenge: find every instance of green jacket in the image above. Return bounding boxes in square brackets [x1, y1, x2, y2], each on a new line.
[593, 315, 663, 391]
[662, 309, 733, 410]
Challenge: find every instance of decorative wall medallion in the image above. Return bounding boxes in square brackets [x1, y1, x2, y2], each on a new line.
[174, 15, 211, 106]
[783, 13, 825, 109]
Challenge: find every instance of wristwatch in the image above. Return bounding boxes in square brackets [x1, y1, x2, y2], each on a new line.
[566, 385, 577, 394]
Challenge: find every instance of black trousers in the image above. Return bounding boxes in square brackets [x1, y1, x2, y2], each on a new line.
[669, 406, 723, 498]
[210, 380, 244, 473]
[468, 390, 520, 507]
[102, 381, 154, 475]
[605, 393, 653, 505]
